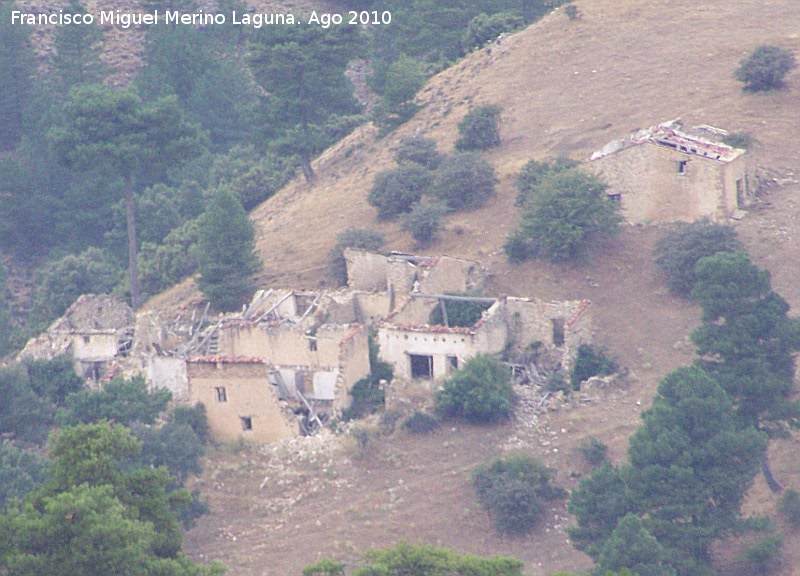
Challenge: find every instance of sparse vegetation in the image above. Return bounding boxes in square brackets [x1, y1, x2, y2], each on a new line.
[455, 105, 502, 152]
[432, 152, 498, 211]
[473, 454, 566, 534]
[328, 228, 385, 286]
[578, 436, 608, 466]
[436, 354, 515, 423]
[653, 220, 744, 297]
[564, 5, 581, 20]
[722, 131, 754, 150]
[735, 45, 797, 92]
[505, 167, 620, 263]
[462, 13, 524, 53]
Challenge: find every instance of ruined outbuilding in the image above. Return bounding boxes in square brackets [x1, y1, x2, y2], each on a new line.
[378, 294, 591, 381]
[18, 294, 134, 382]
[588, 120, 754, 224]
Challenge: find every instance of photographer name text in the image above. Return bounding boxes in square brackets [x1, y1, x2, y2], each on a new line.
[10, 9, 391, 29]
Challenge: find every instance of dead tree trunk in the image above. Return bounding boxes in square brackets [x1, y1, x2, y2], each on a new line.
[762, 451, 782, 493]
[124, 177, 142, 310]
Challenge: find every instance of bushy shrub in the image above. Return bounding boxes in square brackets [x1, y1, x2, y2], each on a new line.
[570, 344, 617, 390]
[455, 105, 502, 152]
[578, 436, 608, 466]
[368, 164, 433, 220]
[564, 5, 581, 20]
[432, 153, 498, 211]
[653, 220, 743, 297]
[403, 411, 440, 434]
[473, 454, 566, 534]
[436, 354, 515, 423]
[515, 157, 579, 206]
[462, 13, 523, 53]
[778, 488, 800, 529]
[402, 199, 448, 247]
[328, 228, 385, 286]
[395, 136, 444, 169]
[545, 370, 570, 393]
[735, 45, 797, 92]
[505, 168, 620, 263]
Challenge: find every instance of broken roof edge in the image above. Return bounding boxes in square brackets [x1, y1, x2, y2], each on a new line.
[589, 119, 744, 163]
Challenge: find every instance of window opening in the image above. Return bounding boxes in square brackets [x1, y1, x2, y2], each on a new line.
[240, 416, 252, 431]
[214, 386, 227, 402]
[410, 354, 434, 379]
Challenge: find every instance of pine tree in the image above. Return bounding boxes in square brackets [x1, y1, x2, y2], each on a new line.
[0, 1, 36, 150]
[196, 190, 261, 312]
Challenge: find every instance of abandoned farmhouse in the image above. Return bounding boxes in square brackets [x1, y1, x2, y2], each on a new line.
[19, 250, 592, 443]
[588, 119, 754, 224]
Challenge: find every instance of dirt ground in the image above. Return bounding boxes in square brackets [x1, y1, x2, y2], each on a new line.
[173, 0, 800, 573]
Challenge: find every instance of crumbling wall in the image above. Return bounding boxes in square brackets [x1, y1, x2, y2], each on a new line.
[354, 292, 392, 325]
[187, 360, 297, 443]
[502, 297, 592, 370]
[385, 258, 417, 307]
[337, 326, 370, 409]
[344, 248, 388, 291]
[418, 256, 486, 295]
[378, 308, 507, 381]
[147, 356, 188, 401]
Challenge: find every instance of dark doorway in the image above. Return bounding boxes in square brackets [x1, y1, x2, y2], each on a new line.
[552, 319, 565, 347]
[410, 354, 434, 379]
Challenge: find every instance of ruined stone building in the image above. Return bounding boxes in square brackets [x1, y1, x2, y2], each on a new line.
[17, 251, 592, 443]
[588, 120, 753, 224]
[18, 294, 134, 382]
[180, 290, 371, 442]
[377, 294, 591, 381]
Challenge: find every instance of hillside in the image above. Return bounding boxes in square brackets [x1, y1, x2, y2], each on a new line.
[176, 0, 800, 575]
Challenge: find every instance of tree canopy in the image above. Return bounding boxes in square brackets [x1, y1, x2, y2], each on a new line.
[569, 366, 766, 576]
[49, 85, 207, 309]
[248, 25, 364, 180]
[195, 189, 261, 312]
[505, 167, 621, 263]
[691, 251, 800, 436]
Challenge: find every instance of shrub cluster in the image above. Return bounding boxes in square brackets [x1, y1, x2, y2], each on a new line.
[778, 488, 800, 529]
[435, 354, 515, 423]
[473, 454, 566, 534]
[570, 344, 617, 390]
[454, 105, 502, 151]
[653, 220, 743, 297]
[735, 45, 797, 92]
